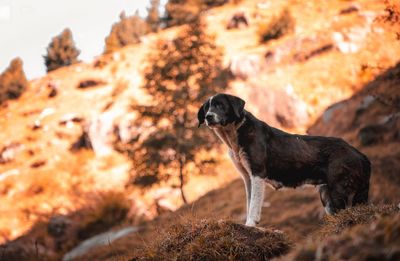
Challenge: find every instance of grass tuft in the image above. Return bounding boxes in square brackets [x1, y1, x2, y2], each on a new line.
[133, 219, 292, 261]
[319, 204, 399, 237]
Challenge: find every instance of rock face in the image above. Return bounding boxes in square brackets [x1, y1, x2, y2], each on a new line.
[309, 62, 400, 140]
[70, 109, 136, 156]
[265, 34, 334, 65]
[332, 11, 376, 54]
[0, 142, 23, 164]
[358, 113, 400, 146]
[87, 112, 117, 156]
[229, 55, 262, 80]
[243, 84, 309, 129]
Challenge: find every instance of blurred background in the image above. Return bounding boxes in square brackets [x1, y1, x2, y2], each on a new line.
[0, 0, 399, 260]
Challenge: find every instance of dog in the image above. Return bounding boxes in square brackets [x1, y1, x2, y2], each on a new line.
[198, 93, 371, 226]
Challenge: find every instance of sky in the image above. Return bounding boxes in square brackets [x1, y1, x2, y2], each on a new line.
[0, 0, 165, 79]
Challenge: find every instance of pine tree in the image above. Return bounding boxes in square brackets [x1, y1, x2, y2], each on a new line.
[130, 18, 229, 203]
[0, 58, 28, 104]
[44, 28, 80, 72]
[104, 11, 150, 54]
[147, 0, 160, 32]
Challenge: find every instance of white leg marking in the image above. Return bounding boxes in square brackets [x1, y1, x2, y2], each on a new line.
[246, 176, 265, 226]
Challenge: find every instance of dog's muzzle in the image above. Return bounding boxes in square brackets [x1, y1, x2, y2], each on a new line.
[205, 112, 221, 126]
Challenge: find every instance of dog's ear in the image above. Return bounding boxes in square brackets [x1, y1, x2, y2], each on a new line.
[197, 99, 209, 128]
[226, 94, 245, 119]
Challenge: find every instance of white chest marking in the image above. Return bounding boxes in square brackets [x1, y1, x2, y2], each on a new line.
[213, 125, 284, 191]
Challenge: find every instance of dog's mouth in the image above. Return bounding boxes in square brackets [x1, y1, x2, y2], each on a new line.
[206, 121, 217, 128]
[206, 120, 226, 128]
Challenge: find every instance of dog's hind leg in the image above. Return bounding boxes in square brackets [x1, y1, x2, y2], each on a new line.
[319, 184, 335, 215]
[246, 176, 265, 227]
[352, 187, 369, 206]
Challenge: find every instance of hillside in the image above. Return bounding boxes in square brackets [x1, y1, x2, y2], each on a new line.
[0, 0, 399, 260]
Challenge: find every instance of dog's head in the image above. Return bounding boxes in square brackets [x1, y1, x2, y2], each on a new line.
[197, 93, 245, 128]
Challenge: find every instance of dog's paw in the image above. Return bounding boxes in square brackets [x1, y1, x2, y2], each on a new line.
[245, 220, 256, 227]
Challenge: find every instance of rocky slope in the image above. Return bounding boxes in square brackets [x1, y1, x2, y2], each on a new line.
[0, 0, 399, 260]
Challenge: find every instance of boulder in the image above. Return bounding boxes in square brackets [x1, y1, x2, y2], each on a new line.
[229, 55, 262, 80]
[0, 142, 23, 164]
[244, 84, 309, 128]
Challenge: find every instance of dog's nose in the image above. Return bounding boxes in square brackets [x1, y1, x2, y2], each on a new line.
[205, 114, 214, 122]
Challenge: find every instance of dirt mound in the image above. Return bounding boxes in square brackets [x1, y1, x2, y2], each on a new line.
[133, 219, 291, 261]
[319, 204, 399, 237]
[295, 212, 400, 261]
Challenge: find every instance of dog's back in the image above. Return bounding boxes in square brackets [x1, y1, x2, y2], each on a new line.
[239, 111, 370, 213]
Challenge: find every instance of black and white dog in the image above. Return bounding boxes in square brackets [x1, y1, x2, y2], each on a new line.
[198, 93, 371, 226]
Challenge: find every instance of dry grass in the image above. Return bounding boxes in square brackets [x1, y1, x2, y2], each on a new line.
[295, 213, 400, 261]
[319, 204, 399, 237]
[77, 191, 131, 240]
[134, 219, 292, 261]
[0, 190, 131, 261]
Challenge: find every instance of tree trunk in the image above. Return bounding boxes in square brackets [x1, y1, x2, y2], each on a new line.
[178, 157, 187, 204]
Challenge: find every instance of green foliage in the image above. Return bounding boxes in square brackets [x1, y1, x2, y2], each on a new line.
[131, 18, 229, 202]
[258, 9, 295, 43]
[44, 28, 80, 72]
[104, 11, 150, 54]
[0, 57, 28, 105]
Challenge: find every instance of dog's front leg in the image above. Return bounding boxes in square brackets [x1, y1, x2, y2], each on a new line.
[228, 150, 251, 216]
[246, 175, 265, 227]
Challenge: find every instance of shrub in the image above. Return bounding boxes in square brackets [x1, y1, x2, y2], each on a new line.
[146, 0, 161, 32]
[104, 11, 149, 54]
[0, 57, 28, 105]
[77, 191, 131, 240]
[258, 9, 295, 43]
[44, 28, 80, 72]
[165, 0, 228, 27]
[134, 219, 292, 260]
[165, 1, 200, 27]
[128, 18, 230, 203]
